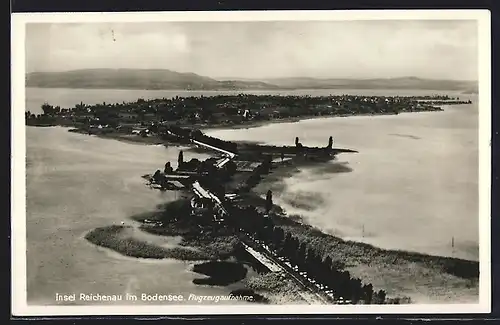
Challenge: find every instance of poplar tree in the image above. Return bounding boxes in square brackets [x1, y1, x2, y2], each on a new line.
[265, 190, 273, 214]
[178, 150, 184, 168]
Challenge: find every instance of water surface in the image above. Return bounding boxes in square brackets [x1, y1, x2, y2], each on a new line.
[206, 102, 479, 261]
[26, 126, 236, 305]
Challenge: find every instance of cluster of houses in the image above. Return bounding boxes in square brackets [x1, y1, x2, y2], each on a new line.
[27, 93, 469, 133]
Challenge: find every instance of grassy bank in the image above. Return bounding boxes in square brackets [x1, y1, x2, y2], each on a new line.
[68, 128, 167, 145]
[269, 213, 478, 302]
[129, 200, 242, 259]
[85, 224, 238, 261]
[273, 213, 478, 279]
[243, 272, 307, 304]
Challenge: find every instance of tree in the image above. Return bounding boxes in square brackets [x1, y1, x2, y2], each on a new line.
[152, 170, 162, 183]
[190, 129, 203, 139]
[262, 216, 274, 241]
[261, 155, 273, 173]
[305, 248, 317, 274]
[41, 103, 54, 115]
[177, 150, 184, 168]
[328, 264, 341, 292]
[363, 283, 374, 304]
[75, 102, 86, 111]
[164, 162, 173, 174]
[272, 227, 285, 248]
[320, 256, 333, 283]
[350, 277, 363, 303]
[296, 242, 307, 267]
[288, 237, 300, 263]
[328, 136, 333, 149]
[338, 271, 351, 299]
[374, 290, 386, 304]
[324, 255, 333, 271]
[265, 190, 273, 214]
[281, 232, 293, 255]
[311, 253, 323, 279]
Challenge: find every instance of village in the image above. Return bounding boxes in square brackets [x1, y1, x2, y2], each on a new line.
[24, 94, 472, 138]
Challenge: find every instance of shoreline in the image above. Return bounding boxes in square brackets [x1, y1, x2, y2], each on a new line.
[25, 85, 478, 94]
[54, 108, 444, 147]
[199, 111, 405, 131]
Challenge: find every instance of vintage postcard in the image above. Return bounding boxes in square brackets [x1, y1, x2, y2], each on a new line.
[11, 10, 491, 316]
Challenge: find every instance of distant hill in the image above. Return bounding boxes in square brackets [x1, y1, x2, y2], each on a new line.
[25, 69, 280, 91]
[260, 76, 478, 91]
[26, 69, 477, 92]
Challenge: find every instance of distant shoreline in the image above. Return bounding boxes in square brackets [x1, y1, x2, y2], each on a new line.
[26, 85, 479, 95]
[25, 69, 478, 93]
[26, 85, 479, 94]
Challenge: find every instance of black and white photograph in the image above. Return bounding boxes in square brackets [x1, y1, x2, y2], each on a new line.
[11, 10, 491, 316]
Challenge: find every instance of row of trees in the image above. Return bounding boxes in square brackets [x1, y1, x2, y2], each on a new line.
[272, 229, 386, 304]
[41, 103, 63, 115]
[164, 125, 239, 153]
[421, 100, 472, 105]
[225, 203, 387, 304]
[191, 131, 239, 153]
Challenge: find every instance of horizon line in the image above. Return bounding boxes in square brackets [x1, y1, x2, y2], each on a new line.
[25, 68, 479, 83]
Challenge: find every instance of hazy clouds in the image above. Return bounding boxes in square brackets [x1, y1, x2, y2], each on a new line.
[25, 20, 478, 80]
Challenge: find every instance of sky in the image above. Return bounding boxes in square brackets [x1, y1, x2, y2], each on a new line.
[25, 20, 478, 81]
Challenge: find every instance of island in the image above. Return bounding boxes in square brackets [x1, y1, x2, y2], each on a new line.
[25, 94, 472, 144]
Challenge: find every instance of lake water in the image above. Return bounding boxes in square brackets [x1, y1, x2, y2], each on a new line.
[23, 88, 480, 305]
[25, 126, 244, 305]
[206, 103, 479, 261]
